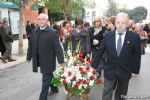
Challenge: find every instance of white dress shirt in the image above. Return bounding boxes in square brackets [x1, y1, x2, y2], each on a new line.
[115, 31, 126, 50]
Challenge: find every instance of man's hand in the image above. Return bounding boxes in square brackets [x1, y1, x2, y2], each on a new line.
[87, 54, 91, 58]
[60, 63, 65, 67]
[132, 73, 139, 77]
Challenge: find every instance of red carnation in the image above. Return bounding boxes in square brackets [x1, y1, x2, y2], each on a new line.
[72, 76, 76, 81]
[62, 79, 66, 84]
[73, 52, 78, 56]
[78, 57, 85, 63]
[90, 75, 95, 79]
[79, 67, 83, 71]
[68, 71, 72, 76]
[87, 59, 92, 65]
[82, 79, 87, 84]
[77, 80, 81, 84]
[79, 52, 84, 56]
[86, 66, 90, 71]
[96, 79, 102, 84]
[74, 84, 78, 89]
[92, 69, 96, 75]
[81, 70, 86, 75]
[73, 62, 77, 66]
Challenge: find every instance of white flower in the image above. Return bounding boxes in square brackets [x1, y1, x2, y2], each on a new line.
[78, 84, 83, 89]
[89, 80, 95, 86]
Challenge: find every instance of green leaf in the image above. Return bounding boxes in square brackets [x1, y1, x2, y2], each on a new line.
[50, 77, 62, 87]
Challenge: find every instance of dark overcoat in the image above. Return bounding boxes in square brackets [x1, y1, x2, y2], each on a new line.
[27, 26, 64, 73]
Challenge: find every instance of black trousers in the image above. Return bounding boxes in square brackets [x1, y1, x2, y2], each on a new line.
[102, 78, 129, 100]
[39, 73, 58, 100]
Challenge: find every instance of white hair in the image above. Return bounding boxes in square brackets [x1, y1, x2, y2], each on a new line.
[38, 13, 48, 20]
[116, 12, 129, 21]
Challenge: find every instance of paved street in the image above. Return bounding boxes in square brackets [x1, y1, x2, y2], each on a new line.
[0, 50, 150, 100]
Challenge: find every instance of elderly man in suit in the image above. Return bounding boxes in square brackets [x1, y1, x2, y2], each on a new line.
[92, 12, 141, 100]
[27, 13, 64, 100]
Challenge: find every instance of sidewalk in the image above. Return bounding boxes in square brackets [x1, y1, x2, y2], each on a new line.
[0, 39, 28, 70]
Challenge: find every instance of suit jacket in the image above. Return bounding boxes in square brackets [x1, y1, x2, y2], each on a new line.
[27, 26, 64, 73]
[92, 30, 141, 81]
[88, 26, 105, 49]
[0, 26, 13, 42]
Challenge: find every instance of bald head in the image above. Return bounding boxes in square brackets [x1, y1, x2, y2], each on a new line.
[115, 12, 129, 32]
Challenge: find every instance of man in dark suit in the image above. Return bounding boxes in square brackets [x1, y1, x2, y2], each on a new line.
[92, 12, 141, 100]
[26, 13, 64, 100]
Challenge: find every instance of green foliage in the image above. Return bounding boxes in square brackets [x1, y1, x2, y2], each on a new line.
[119, 8, 130, 14]
[128, 6, 147, 23]
[105, 0, 118, 18]
[50, 76, 62, 87]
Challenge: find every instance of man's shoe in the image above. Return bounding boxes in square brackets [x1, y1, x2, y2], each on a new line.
[0, 58, 7, 63]
[48, 91, 59, 96]
[8, 59, 16, 62]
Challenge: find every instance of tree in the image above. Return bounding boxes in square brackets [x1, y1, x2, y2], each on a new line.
[128, 6, 147, 22]
[44, 0, 95, 20]
[105, 0, 118, 18]
[119, 8, 130, 14]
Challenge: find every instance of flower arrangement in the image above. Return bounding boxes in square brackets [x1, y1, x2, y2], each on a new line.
[51, 42, 102, 96]
[140, 31, 148, 40]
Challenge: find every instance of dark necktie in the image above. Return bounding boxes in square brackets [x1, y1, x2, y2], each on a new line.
[117, 33, 123, 56]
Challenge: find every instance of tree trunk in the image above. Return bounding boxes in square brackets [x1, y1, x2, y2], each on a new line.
[18, 0, 25, 55]
[63, 0, 68, 20]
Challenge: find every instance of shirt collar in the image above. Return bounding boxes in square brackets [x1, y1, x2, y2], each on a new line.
[116, 30, 126, 36]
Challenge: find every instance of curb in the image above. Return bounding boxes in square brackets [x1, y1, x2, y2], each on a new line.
[0, 56, 26, 70]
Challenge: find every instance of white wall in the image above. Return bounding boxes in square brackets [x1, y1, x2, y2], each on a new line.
[0, 8, 19, 35]
[9, 11, 19, 34]
[84, 0, 108, 25]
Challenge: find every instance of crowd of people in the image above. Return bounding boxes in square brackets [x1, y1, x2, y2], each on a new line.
[0, 12, 150, 100]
